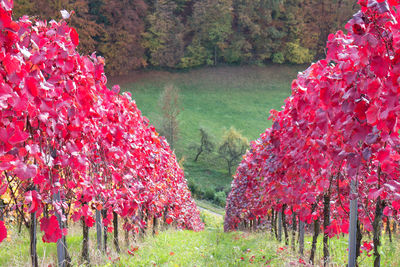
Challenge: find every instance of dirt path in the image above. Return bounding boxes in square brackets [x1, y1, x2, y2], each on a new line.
[197, 206, 224, 218]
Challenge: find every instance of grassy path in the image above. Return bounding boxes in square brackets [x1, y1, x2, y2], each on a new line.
[1, 208, 399, 266]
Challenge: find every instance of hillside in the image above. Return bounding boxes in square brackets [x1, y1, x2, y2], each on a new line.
[109, 65, 304, 204]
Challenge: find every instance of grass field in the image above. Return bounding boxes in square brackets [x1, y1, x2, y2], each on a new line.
[110, 65, 305, 202]
[1, 210, 399, 266]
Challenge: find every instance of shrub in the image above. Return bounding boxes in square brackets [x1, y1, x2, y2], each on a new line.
[204, 188, 216, 201]
[284, 41, 314, 64]
[214, 191, 227, 207]
[272, 52, 285, 64]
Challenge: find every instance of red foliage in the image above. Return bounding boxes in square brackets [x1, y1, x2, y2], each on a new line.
[0, 0, 203, 244]
[225, 0, 400, 241]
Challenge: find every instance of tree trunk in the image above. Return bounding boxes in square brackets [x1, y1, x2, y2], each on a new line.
[18, 216, 23, 234]
[124, 218, 129, 246]
[372, 197, 383, 267]
[194, 147, 203, 162]
[393, 221, 397, 234]
[278, 211, 282, 242]
[282, 205, 289, 245]
[153, 216, 158, 235]
[386, 217, 392, 243]
[81, 218, 90, 264]
[228, 161, 232, 176]
[323, 193, 331, 266]
[102, 210, 108, 253]
[356, 219, 362, 266]
[0, 198, 4, 221]
[291, 212, 297, 251]
[30, 211, 38, 267]
[299, 220, 305, 256]
[271, 210, 276, 238]
[310, 220, 320, 265]
[113, 212, 120, 253]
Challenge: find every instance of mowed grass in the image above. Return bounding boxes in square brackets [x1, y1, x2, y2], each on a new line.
[1, 211, 399, 266]
[110, 65, 305, 194]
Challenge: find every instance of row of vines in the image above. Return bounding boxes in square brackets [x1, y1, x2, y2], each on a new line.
[0, 1, 203, 266]
[225, 0, 400, 266]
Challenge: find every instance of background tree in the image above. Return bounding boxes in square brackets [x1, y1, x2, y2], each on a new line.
[218, 127, 249, 175]
[143, 0, 185, 67]
[159, 85, 181, 150]
[233, 0, 286, 64]
[96, 0, 148, 75]
[192, 128, 215, 162]
[301, 0, 357, 58]
[13, 0, 357, 71]
[181, 0, 233, 67]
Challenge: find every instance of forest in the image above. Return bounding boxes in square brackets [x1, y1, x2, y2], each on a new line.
[13, 0, 357, 75]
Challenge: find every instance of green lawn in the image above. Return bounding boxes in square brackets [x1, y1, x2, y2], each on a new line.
[112, 65, 305, 201]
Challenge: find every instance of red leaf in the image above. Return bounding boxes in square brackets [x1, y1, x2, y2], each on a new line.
[25, 190, 40, 213]
[0, 11, 10, 31]
[8, 128, 29, 145]
[85, 216, 95, 227]
[368, 188, 383, 201]
[40, 216, 62, 243]
[371, 56, 390, 77]
[1, 0, 13, 11]
[392, 200, 400, 210]
[166, 217, 173, 224]
[0, 221, 6, 243]
[366, 105, 379, 125]
[14, 163, 37, 181]
[377, 149, 390, 162]
[383, 206, 393, 217]
[70, 28, 79, 46]
[26, 77, 38, 97]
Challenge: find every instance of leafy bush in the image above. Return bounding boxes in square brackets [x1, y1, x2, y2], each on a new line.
[204, 188, 216, 201]
[272, 52, 285, 64]
[222, 37, 252, 64]
[214, 191, 227, 207]
[284, 41, 314, 64]
[180, 41, 209, 68]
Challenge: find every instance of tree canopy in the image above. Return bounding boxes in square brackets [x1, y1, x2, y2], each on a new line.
[12, 0, 357, 75]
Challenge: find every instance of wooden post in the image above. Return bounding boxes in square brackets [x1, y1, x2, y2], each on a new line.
[81, 218, 90, 264]
[0, 198, 4, 221]
[299, 220, 305, 256]
[113, 212, 120, 253]
[278, 211, 282, 242]
[54, 192, 67, 267]
[372, 197, 383, 267]
[282, 205, 289, 245]
[323, 193, 331, 266]
[310, 219, 320, 265]
[30, 210, 38, 267]
[348, 179, 358, 267]
[96, 209, 102, 250]
[102, 209, 108, 252]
